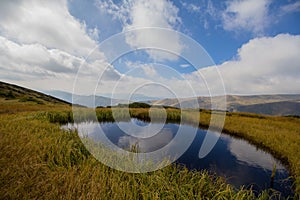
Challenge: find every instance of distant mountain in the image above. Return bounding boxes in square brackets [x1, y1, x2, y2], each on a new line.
[6, 83, 299, 116]
[236, 101, 300, 116]
[44, 90, 72, 102]
[151, 94, 300, 116]
[100, 93, 161, 102]
[45, 90, 131, 108]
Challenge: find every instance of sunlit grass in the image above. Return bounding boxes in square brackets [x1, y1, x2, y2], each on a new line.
[0, 99, 299, 198]
[41, 107, 300, 196]
[0, 112, 279, 199]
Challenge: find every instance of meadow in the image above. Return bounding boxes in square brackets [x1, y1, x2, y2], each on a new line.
[1, 96, 300, 199]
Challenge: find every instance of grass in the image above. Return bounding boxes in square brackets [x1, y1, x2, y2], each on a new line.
[0, 112, 278, 199]
[0, 95, 299, 199]
[43, 108, 300, 196]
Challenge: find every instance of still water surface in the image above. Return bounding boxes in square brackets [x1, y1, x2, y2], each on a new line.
[62, 118, 293, 196]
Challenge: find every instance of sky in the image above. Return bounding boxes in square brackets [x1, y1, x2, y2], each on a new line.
[0, 0, 300, 98]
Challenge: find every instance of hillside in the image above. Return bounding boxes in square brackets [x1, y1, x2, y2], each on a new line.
[0, 81, 129, 109]
[151, 94, 300, 116]
[0, 81, 70, 113]
[236, 101, 300, 116]
[0, 81, 71, 104]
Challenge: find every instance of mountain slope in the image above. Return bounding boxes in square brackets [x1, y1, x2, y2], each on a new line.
[0, 81, 71, 113]
[0, 81, 70, 105]
[45, 90, 131, 108]
[151, 94, 300, 116]
[236, 101, 300, 116]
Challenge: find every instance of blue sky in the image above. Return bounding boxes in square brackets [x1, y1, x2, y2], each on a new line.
[0, 0, 300, 97]
[68, 0, 300, 65]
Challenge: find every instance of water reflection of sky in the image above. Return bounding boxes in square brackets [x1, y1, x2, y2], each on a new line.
[62, 120, 293, 197]
[225, 135, 285, 170]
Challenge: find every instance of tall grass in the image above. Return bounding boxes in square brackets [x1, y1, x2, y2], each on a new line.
[1, 101, 299, 198]
[40, 108, 300, 197]
[0, 112, 278, 199]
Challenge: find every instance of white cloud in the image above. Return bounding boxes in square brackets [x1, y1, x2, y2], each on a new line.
[97, 34, 300, 97]
[222, 0, 271, 34]
[206, 0, 218, 18]
[141, 64, 158, 77]
[180, 64, 190, 68]
[125, 0, 183, 61]
[0, 0, 124, 93]
[95, 65, 209, 98]
[196, 34, 300, 94]
[281, 1, 300, 13]
[180, 1, 201, 13]
[0, 36, 74, 76]
[87, 26, 100, 41]
[1, 0, 299, 98]
[97, 0, 183, 61]
[180, 0, 217, 30]
[0, 0, 101, 58]
[0, 36, 120, 92]
[125, 0, 180, 29]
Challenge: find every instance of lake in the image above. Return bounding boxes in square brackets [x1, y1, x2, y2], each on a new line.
[62, 118, 293, 197]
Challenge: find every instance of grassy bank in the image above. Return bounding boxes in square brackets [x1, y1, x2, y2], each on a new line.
[202, 110, 300, 196]
[0, 112, 275, 199]
[1, 99, 299, 198]
[41, 107, 300, 197]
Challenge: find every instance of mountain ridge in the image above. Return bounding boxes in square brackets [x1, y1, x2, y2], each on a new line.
[1, 81, 299, 116]
[151, 94, 300, 116]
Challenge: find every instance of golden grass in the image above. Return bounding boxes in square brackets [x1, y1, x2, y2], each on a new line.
[0, 98, 70, 114]
[0, 101, 299, 198]
[0, 112, 274, 199]
[97, 108, 300, 196]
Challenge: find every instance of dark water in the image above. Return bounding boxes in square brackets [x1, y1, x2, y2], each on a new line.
[62, 119, 294, 197]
